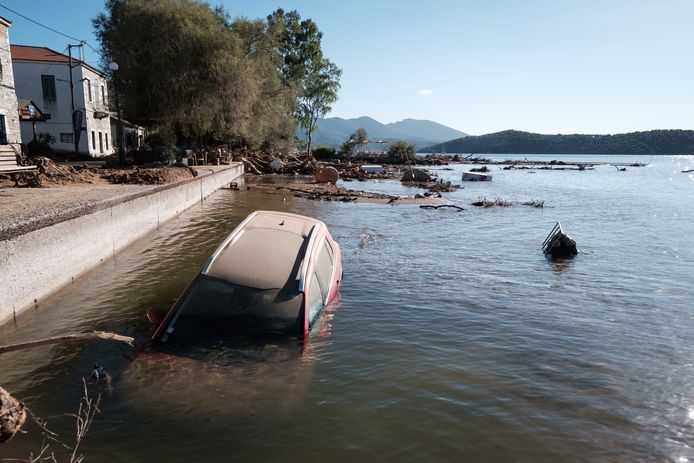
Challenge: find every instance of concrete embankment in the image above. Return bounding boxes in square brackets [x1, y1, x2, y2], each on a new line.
[0, 163, 243, 326]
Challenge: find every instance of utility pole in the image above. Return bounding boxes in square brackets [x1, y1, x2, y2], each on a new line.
[67, 43, 83, 157]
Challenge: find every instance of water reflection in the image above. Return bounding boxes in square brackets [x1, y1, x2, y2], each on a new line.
[548, 256, 575, 274]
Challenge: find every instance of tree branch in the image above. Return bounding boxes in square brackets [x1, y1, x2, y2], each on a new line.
[0, 332, 134, 355]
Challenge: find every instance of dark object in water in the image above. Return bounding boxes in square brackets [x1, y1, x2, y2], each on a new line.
[88, 363, 108, 383]
[542, 222, 578, 258]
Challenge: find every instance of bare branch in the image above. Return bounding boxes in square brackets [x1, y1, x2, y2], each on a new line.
[0, 332, 134, 355]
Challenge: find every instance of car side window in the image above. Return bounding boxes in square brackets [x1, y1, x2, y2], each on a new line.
[315, 240, 334, 300]
[308, 273, 323, 324]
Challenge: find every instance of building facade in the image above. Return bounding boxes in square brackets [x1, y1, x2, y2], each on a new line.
[11, 45, 112, 157]
[0, 16, 22, 151]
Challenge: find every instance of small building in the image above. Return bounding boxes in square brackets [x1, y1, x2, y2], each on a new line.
[0, 16, 22, 151]
[11, 44, 113, 157]
[110, 115, 144, 153]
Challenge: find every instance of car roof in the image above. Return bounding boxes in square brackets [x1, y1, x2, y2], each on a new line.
[202, 211, 324, 290]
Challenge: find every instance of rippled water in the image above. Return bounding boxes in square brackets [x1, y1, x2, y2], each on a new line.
[1, 155, 693, 462]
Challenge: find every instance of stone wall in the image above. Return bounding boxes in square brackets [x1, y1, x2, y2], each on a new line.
[0, 19, 22, 149]
[0, 163, 244, 326]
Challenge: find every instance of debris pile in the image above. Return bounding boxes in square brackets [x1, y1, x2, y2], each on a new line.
[101, 166, 194, 185]
[0, 386, 26, 443]
[472, 197, 512, 207]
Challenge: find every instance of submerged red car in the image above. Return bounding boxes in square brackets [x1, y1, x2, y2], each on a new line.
[149, 211, 342, 344]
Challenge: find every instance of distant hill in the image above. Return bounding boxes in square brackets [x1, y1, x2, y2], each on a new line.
[423, 129, 694, 155]
[308, 116, 468, 148]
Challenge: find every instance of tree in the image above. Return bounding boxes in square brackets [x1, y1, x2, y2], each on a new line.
[270, 9, 342, 156]
[94, 0, 256, 146]
[296, 59, 341, 156]
[387, 140, 416, 162]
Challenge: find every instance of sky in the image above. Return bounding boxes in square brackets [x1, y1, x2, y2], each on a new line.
[1, 0, 693, 135]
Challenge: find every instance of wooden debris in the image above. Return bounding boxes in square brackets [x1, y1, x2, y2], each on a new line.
[0, 386, 26, 443]
[522, 200, 545, 208]
[419, 204, 464, 211]
[471, 197, 511, 207]
[0, 331, 134, 355]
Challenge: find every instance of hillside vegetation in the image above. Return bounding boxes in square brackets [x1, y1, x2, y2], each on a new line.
[311, 116, 468, 148]
[424, 129, 694, 155]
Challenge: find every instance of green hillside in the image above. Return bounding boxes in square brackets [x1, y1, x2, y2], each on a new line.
[423, 129, 694, 155]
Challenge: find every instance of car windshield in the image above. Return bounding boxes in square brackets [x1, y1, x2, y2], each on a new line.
[159, 275, 304, 343]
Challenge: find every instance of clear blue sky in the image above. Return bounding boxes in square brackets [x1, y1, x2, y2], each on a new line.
[2, 0, 692, 135]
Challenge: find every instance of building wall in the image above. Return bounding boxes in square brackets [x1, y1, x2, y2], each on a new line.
[0, 22, 22, 149]
[12, 59, 114, 157]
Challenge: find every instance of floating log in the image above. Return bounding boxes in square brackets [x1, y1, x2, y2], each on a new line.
[419, 204, 464, 211]
[0, 331, 134, 355]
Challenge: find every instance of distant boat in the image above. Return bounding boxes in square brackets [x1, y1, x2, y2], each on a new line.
[462, 171, 492, 181]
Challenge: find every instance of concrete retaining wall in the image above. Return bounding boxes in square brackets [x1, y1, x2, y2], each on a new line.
[0, 163, 243, 325]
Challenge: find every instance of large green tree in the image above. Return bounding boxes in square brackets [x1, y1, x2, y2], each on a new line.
[94, 1, 340, 153]
[94, 0, 256, 146]
[269, 9, 342, 156]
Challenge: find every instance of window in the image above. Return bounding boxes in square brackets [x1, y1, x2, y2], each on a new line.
[105, 133, 109, 150]
[315, 241, 334, 301]
[159, 276, 304, 343]
[308, 273, 324, 325]
[86, 79, 92, 102]
[60, 133, 74, 143]
[41, 75, 56, 101]
[0, 115, 7, 145]
[101, 85, 106, 105]
[98, 132, 103, 153]
[0, 62, 3, 82]
[91, 131, 95, 150]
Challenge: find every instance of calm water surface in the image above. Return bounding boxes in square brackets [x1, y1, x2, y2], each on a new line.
[1, 155, 693, 462]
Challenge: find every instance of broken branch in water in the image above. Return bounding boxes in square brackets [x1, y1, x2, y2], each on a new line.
[0, 332, 134, 356]
[419, 204, 464, 211]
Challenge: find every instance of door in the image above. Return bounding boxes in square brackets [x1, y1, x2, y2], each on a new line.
[0, 115, 7, 145]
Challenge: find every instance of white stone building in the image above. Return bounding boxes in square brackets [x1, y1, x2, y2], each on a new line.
[0, 16, 22, 151]
[11, 45, 112, 157]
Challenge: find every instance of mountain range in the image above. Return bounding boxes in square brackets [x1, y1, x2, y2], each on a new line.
[308, 116, 468, 149]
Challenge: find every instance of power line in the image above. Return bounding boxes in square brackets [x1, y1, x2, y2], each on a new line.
[0, 3, 103, 57]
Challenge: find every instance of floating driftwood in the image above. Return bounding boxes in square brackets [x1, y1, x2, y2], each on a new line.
[472, 197, 545, 208]
[522, 200, 545, 208]
[419, 204, 464, 211]
[472, 197, 511, 207]
[542, 221, 578, 258]
[0, 331, 134, 355]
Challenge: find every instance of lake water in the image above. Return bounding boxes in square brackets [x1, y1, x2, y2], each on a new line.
[1, 155, 693, 462]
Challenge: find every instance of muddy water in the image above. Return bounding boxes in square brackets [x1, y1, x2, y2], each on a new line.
[1, 155, 693, 462]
